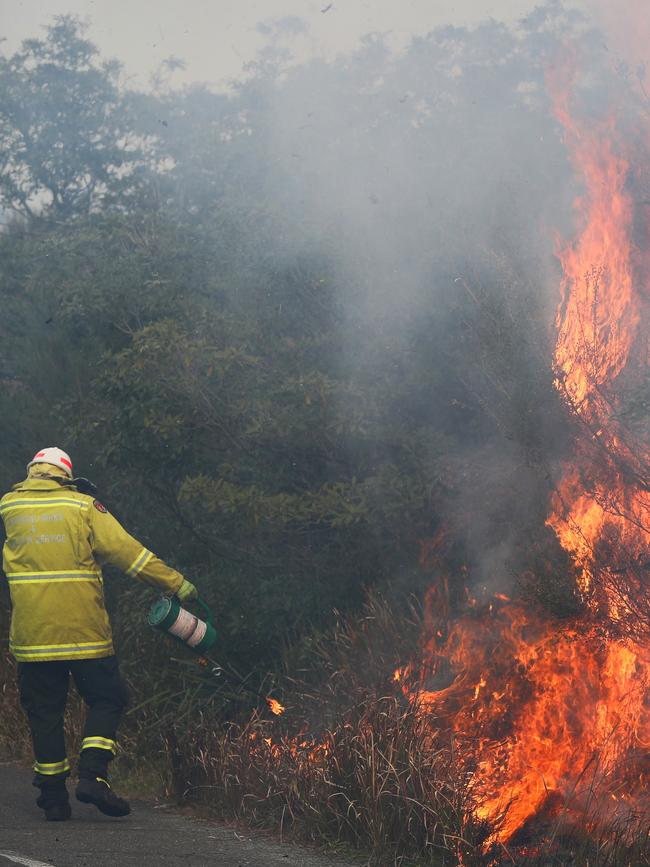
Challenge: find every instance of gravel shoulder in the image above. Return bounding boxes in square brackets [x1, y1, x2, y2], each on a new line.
[0, 763, 356, 867]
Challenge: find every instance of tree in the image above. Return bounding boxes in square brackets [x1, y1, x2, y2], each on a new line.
[0, 17, 148, 220]
[0, 5, 597, 670]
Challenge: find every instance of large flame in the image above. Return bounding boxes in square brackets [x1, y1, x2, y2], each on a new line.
[547, 60, 648, 623]
[399, 57, 650, 846]
[255, 44, 649, 853]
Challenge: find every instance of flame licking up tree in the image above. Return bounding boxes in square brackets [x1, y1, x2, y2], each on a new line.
[398, 62, 650, 845]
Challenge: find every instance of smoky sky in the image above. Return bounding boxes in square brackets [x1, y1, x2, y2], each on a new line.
[3, 0, 592, 89]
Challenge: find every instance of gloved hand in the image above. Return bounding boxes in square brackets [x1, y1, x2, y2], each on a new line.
[176, 578, 198, 603]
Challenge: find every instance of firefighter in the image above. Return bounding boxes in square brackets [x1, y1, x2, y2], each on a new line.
[0, 447, 199, 822]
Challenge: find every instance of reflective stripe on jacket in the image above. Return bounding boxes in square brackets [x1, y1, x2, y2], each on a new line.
[1, 477, 184, 662]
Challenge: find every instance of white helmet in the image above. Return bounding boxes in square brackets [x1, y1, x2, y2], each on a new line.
[27, 447, 74, 479]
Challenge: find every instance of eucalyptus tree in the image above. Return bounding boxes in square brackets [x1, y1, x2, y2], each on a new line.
[0, 16, 153, 221]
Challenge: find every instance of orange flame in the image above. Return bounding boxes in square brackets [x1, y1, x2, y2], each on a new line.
[266, 697, 286, 716]
[249, 45, 649, 852]
[397, 55, 650, 848]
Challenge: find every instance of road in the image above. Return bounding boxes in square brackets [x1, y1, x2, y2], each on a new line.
[0, 764, 354, 867]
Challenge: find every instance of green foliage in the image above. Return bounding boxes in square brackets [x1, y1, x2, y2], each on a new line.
[0, 16, 151, 220]
[0, 12, 583, 669]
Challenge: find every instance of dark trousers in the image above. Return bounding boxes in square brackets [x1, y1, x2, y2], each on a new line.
[19, 655, 129, 787]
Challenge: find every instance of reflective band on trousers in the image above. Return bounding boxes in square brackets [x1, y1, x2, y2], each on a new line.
[126, 547, 153, 577]
[33, 758, 70, 775]
[81, 736, 116, 754]
[7, 570, 101, 585]
[10, 641, 113, 659]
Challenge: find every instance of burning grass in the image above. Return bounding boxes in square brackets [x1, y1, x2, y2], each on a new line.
[2, 594, 650, 865]
[152, 593, 478, 864]
[167, 696, 477, 864]
[147, 593, 650, 866]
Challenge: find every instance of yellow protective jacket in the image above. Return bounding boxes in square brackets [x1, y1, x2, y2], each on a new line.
[1, 474, 184, 662]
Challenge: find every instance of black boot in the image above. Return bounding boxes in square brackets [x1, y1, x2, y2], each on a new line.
[34, 778, 71, 821]
[76, 776, 130, 817]
[43, 803, 72, 821]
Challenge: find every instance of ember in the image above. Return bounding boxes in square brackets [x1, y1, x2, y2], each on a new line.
[266, 697, 286, 716]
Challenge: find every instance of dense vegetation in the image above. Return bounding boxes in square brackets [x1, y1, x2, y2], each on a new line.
[1, 7, 644, 864]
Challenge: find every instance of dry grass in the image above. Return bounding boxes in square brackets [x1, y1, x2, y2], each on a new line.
[2, 598, 650, 866]
[0, 651, 32, 761]
[164, 698, 484, 866]
[0, 642, 103, 769]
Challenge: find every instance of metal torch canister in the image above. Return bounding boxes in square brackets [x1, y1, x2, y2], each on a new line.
[148, 595, 217, 654]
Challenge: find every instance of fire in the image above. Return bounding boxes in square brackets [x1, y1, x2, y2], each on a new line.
[244, 41, 648, 854]
[551, 111, 638, 411]
[396, 54, 650, 848]
[266, 697, 286, 716]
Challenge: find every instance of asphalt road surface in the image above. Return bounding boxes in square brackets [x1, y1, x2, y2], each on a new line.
[0, 764, 354, 867]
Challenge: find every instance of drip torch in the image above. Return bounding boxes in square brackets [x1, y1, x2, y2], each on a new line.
[148, 595, 284, 708]
[148, 595, 222, 673]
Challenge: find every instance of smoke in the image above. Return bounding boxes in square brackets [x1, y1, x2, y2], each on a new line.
[262, 24, 567, 320]
[590, 0, 650, 74]
[1, 2, 633, 607]
[238, 6, 595, 591]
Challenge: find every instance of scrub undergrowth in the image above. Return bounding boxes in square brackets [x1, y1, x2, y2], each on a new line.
[2, 600, 650, 866]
